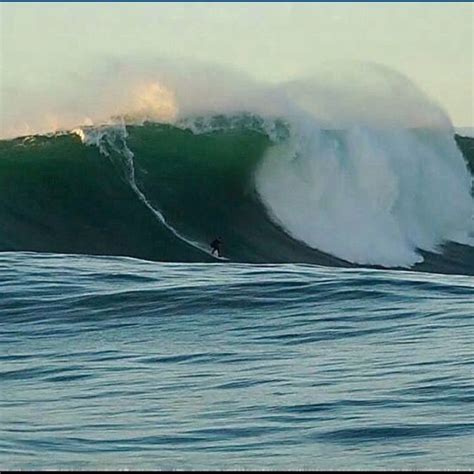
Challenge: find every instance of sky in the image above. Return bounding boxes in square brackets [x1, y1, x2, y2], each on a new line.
[1, 2, 473, 127]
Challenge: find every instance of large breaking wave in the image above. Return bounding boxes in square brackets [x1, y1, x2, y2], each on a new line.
[1, 61, 473, 273]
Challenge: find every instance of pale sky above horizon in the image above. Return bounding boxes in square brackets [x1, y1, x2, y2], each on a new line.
[1, 2, 473, 126]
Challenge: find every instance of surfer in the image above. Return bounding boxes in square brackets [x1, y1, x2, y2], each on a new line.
[210, 237, 223, 257]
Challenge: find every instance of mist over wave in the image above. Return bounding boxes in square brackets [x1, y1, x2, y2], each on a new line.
[1, 59, 473, 269]
[0, 59, 452, 139]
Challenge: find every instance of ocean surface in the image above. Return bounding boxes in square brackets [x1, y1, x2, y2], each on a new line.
[1, 252, 473, 470]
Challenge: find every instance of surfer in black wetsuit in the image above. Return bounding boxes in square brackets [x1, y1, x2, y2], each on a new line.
[210, 237, 223, 257]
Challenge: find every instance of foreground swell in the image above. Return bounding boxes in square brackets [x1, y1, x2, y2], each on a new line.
[1, 252, 473, 470]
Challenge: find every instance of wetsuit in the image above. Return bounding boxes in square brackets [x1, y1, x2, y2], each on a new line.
[210, 238, 222, 257]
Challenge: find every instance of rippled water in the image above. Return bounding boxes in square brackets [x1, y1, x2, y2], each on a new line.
[1, 252, 473, 470]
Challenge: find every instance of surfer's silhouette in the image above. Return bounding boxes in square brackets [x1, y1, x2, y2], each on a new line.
[210, 237, 223, 257]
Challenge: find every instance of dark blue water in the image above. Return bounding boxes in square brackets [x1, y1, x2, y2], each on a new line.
[1, 252, 473, 470]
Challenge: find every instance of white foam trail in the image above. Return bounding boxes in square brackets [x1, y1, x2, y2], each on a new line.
[73, 123, 218, 260]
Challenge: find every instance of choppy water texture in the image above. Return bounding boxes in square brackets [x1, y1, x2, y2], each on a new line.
[1, 252, 473, 470]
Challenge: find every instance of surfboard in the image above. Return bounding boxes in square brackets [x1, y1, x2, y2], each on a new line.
[210, 252, 229, 261]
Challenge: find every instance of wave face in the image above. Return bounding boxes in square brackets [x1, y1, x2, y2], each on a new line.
[0, 118, 473, 274]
